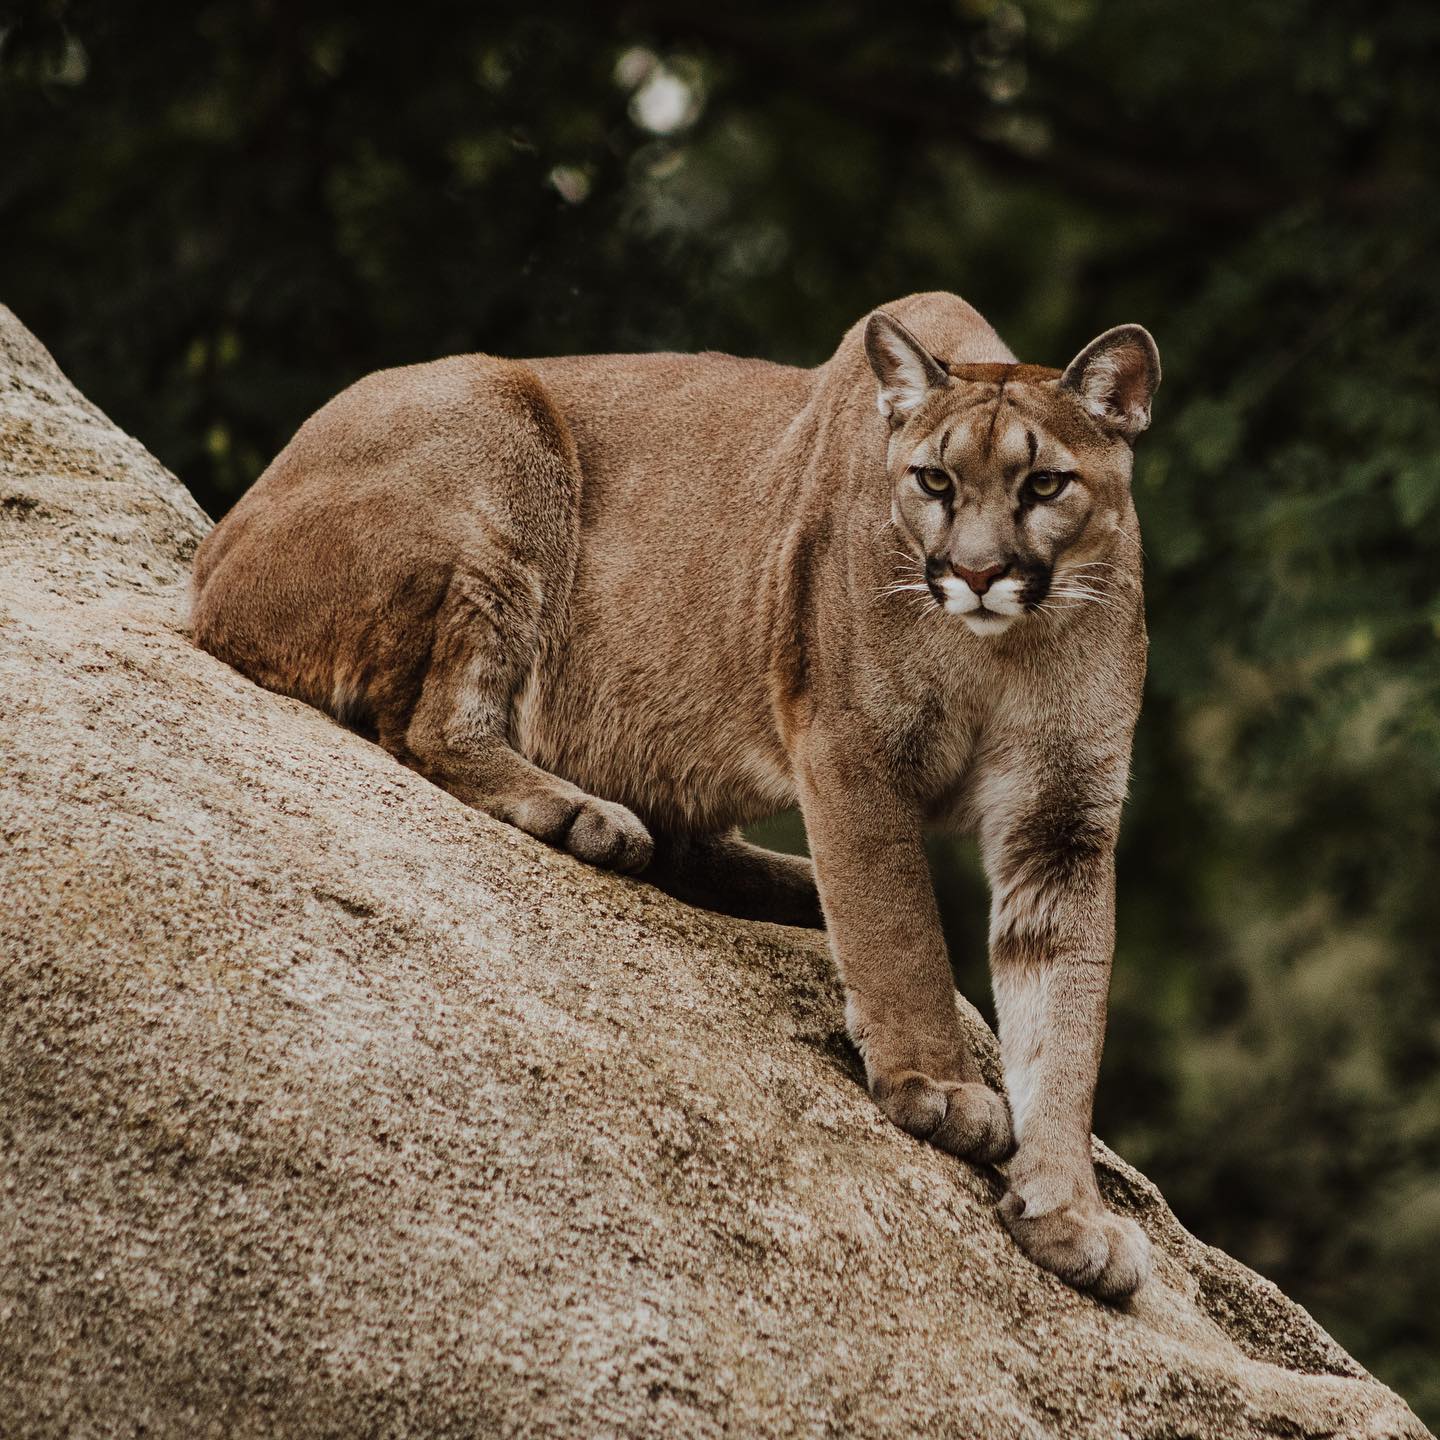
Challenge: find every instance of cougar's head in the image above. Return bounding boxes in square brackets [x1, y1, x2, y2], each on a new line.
[865, 310, 1160, 637]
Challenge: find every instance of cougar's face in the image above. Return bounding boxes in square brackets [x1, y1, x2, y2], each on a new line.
[890, 370, 1134, 636]
[866, 314, 1160, 638]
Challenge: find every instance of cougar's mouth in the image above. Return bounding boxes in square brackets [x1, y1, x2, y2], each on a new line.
[929, 572, 1029, 635]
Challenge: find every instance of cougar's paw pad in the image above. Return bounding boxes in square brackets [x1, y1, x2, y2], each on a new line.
[564, 798, 654, 874]
[876, 1073, 1014, 1164]
[998, 1192, 1150, 1301]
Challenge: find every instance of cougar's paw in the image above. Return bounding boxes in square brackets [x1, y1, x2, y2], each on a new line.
[564, 796, 654, 874]
[875, 1072, 1015, 1164]
[504, 791, 583, 844]
[998, 1188, 1152, 1301]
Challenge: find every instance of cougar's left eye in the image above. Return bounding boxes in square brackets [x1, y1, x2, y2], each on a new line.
[1026, 471, 1071, 501]
[913, 467, 952, 497]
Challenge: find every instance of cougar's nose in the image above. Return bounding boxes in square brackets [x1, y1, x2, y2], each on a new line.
[952, 561, 1007, 595]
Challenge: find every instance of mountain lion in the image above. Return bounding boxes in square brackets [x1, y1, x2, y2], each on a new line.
[191, 291, 1161, 1299]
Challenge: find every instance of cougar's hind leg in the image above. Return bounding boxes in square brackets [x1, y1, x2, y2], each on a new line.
[401, 562, 653, 874]
[396, 362, 652, 875]
[647, 830, 824, 927]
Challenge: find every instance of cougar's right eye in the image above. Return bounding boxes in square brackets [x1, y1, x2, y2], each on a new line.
[913, 467, 952, 497]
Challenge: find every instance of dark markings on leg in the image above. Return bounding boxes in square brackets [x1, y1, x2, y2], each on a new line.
[997, 786, 1116, 897]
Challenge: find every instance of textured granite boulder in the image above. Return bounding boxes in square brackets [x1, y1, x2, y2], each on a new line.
[0, 305, 1428, 1439]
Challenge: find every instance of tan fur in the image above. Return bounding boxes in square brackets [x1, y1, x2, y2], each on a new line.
[190, 291, 1161, 1298]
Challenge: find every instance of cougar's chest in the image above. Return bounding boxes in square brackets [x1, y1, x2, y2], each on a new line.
[917, 714, 984, 823]
[895, 656, 1017, 826]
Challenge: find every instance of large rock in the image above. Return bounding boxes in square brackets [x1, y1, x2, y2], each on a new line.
[0, 305, 1427, 1440]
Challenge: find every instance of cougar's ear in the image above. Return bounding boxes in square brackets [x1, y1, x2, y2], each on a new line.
[1060, 325, 1161, 442]
[864, 311, 950, 427]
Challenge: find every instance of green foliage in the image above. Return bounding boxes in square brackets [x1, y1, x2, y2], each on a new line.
[5, 0, 1439, 1419]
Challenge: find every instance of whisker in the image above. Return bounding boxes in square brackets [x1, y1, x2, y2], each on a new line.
[1055, 566, 1127, 584]
[1049, 582, 1123, 600]
[1061, 571, 1126, 588]
[1059, 570, 1128, 589]
[1108, 527, 1147, 559]
[1047, 586, 1111, 601]
[1045, 588, 1119, 610]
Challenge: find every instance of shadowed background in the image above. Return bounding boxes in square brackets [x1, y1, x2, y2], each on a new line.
[2, 0, 1436, 1421]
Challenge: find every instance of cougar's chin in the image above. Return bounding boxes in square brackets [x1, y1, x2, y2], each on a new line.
[961, 611, 1020, 637]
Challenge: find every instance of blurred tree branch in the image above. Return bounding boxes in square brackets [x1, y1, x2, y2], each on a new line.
[609, 1, 1420, 220]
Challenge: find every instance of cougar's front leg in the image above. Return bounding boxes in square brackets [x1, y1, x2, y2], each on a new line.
[795, 734, 1013, 1164]
[980, 756, 1151, 1300]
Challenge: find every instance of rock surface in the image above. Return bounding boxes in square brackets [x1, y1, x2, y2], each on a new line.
[0, 304, 1428, 1440]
